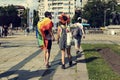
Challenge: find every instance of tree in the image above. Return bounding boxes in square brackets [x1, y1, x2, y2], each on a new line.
[72, 9, 81, 23]
[7, 5, 18, 16]
[7, 5, 18, 27]
[0, 5, 19, 27]
[0, 7, 6, 16]
[107, 0, 117, 12]
[12, 14, 21, 28]
[82, 0, 119, 27]
[82, 0, 106, 28]
[33, 10, 39, 27]
[21, 9, 27, 27]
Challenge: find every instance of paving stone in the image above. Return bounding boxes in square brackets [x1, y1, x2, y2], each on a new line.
[4, 32, 120, 80]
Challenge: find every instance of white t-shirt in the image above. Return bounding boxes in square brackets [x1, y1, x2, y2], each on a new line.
[74, 22, 84, 36]
[75, 22, 83, 30]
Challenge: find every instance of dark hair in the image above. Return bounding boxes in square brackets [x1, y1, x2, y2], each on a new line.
[62, 15, 68, 21]
[44, 11, 51, 17]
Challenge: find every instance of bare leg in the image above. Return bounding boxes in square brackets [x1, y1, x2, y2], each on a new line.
[44, 50, 47, 65]
[67, 47, 72, 66]
[66, 47, 72, 60]
[74, 38, 80, 53]
[46, 49, 51, 66]
[44, 49, 51, 68]
[61, 49, 65, 65]
[61, 49, 65, 69]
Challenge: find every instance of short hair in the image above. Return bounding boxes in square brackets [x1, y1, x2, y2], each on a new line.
[44, 11, 51, 17]
[62, 15, 68, 21]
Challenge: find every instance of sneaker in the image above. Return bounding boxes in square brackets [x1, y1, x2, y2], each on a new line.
[46, 64, 51, 68]
[76, 51, 81, 58]
[69, 61, 72, 67]
[76, 51, 80, 54]
[61, 64, 65, 69]
[78, 51, 82, 57]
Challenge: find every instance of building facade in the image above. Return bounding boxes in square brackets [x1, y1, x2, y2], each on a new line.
[38, 0, 75, 21]
[38, 0, 120, 21]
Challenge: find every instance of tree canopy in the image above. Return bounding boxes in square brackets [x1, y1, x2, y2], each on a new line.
[80, 0, 119, 27]
[0, 5, 21, 27]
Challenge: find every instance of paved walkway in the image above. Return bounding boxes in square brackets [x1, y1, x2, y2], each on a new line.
[0, 31, 88, 80]
[0, 32, 120, 80]
[82, 34, 120, 45]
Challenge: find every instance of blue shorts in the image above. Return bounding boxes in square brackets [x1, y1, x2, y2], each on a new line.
[74, 37, 82, 47]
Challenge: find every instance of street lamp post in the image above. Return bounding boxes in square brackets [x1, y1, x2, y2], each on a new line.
[26, 0, 34, 31]
[27, 8, 29, 26]
[69, 1, 70, 16]
[104, 8, 110, 27]
[104, 10, 107, 27]
[80, 0, 82, 22]
[26, 2, 29, 26]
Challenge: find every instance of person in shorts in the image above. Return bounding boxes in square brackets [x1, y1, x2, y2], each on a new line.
[37, 11, 55, 68]
[57, 13, 72, 69]
[73, 17, 85, 55]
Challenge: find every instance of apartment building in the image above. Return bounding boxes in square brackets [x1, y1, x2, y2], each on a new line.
[38, 0, 76, 21]
[38, 0, 120, 20]
[116, 0, 120, 4]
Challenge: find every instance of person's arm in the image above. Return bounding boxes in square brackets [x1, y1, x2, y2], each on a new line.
[49, 29, 55, 41]
[57, 27, 61, 44]
[82, 26, 85, 38]
[80, 23, 85, 38]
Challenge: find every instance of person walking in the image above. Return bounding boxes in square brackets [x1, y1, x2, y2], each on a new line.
[37, 11, 55, 68]
[0, 26, 3, 37]
[72, 17, 85, 55]
[3, 25, 8, 37]
[57, 13, 72, 69]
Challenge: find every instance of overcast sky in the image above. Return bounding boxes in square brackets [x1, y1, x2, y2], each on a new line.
[0, 0, 39, 10]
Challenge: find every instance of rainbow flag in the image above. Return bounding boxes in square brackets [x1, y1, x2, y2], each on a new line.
[37, 18, 53, 47]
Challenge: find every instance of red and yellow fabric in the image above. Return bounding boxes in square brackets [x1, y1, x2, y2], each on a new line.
[37, 18, 53, 49]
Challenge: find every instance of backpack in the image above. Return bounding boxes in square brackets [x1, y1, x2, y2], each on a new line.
[72, 26, 82, 39]
[59, 25, 72, 46]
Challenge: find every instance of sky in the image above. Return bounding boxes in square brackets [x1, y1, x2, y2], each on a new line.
[0, 0, 39, 10]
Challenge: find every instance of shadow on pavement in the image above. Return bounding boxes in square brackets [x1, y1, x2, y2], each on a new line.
[81, 48, 102, 52]
[0, 50, 62, 80]
[0, 69, 54, 80]
[76, 56, 99, 63]
[1, 45, 21, 48]
[40, 51, 61, 80]
[75, 48, 100, 63]
[0, 49, 42, 79]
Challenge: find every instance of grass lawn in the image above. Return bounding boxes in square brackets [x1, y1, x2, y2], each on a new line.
[82, 44, 120, 80]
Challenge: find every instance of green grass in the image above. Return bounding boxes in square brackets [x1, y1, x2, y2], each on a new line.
[82, 44, 120, 80]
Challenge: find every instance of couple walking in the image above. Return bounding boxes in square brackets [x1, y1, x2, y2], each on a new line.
[37, 11, 85, 69]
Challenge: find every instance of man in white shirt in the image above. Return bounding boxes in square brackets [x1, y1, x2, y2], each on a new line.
[73, 17, 85, 55]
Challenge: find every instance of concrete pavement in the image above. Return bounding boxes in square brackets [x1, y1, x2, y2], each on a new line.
[0, 31, 120, 80]
[82, 34, 120, 45]
[0, 31, 88, 80]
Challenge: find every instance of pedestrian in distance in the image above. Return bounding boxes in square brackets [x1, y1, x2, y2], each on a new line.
[37, 11, 55, 68]
[0, 26, 3, 37]
[26, 26, 30, 35]
[72, 17, 85, 55]
[2, 25, 8, 37]
[25, 24, 30, 36]
[57, 13, 73, 69]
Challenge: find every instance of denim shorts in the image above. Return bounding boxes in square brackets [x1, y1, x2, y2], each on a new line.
[74, 37, 82, 47]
